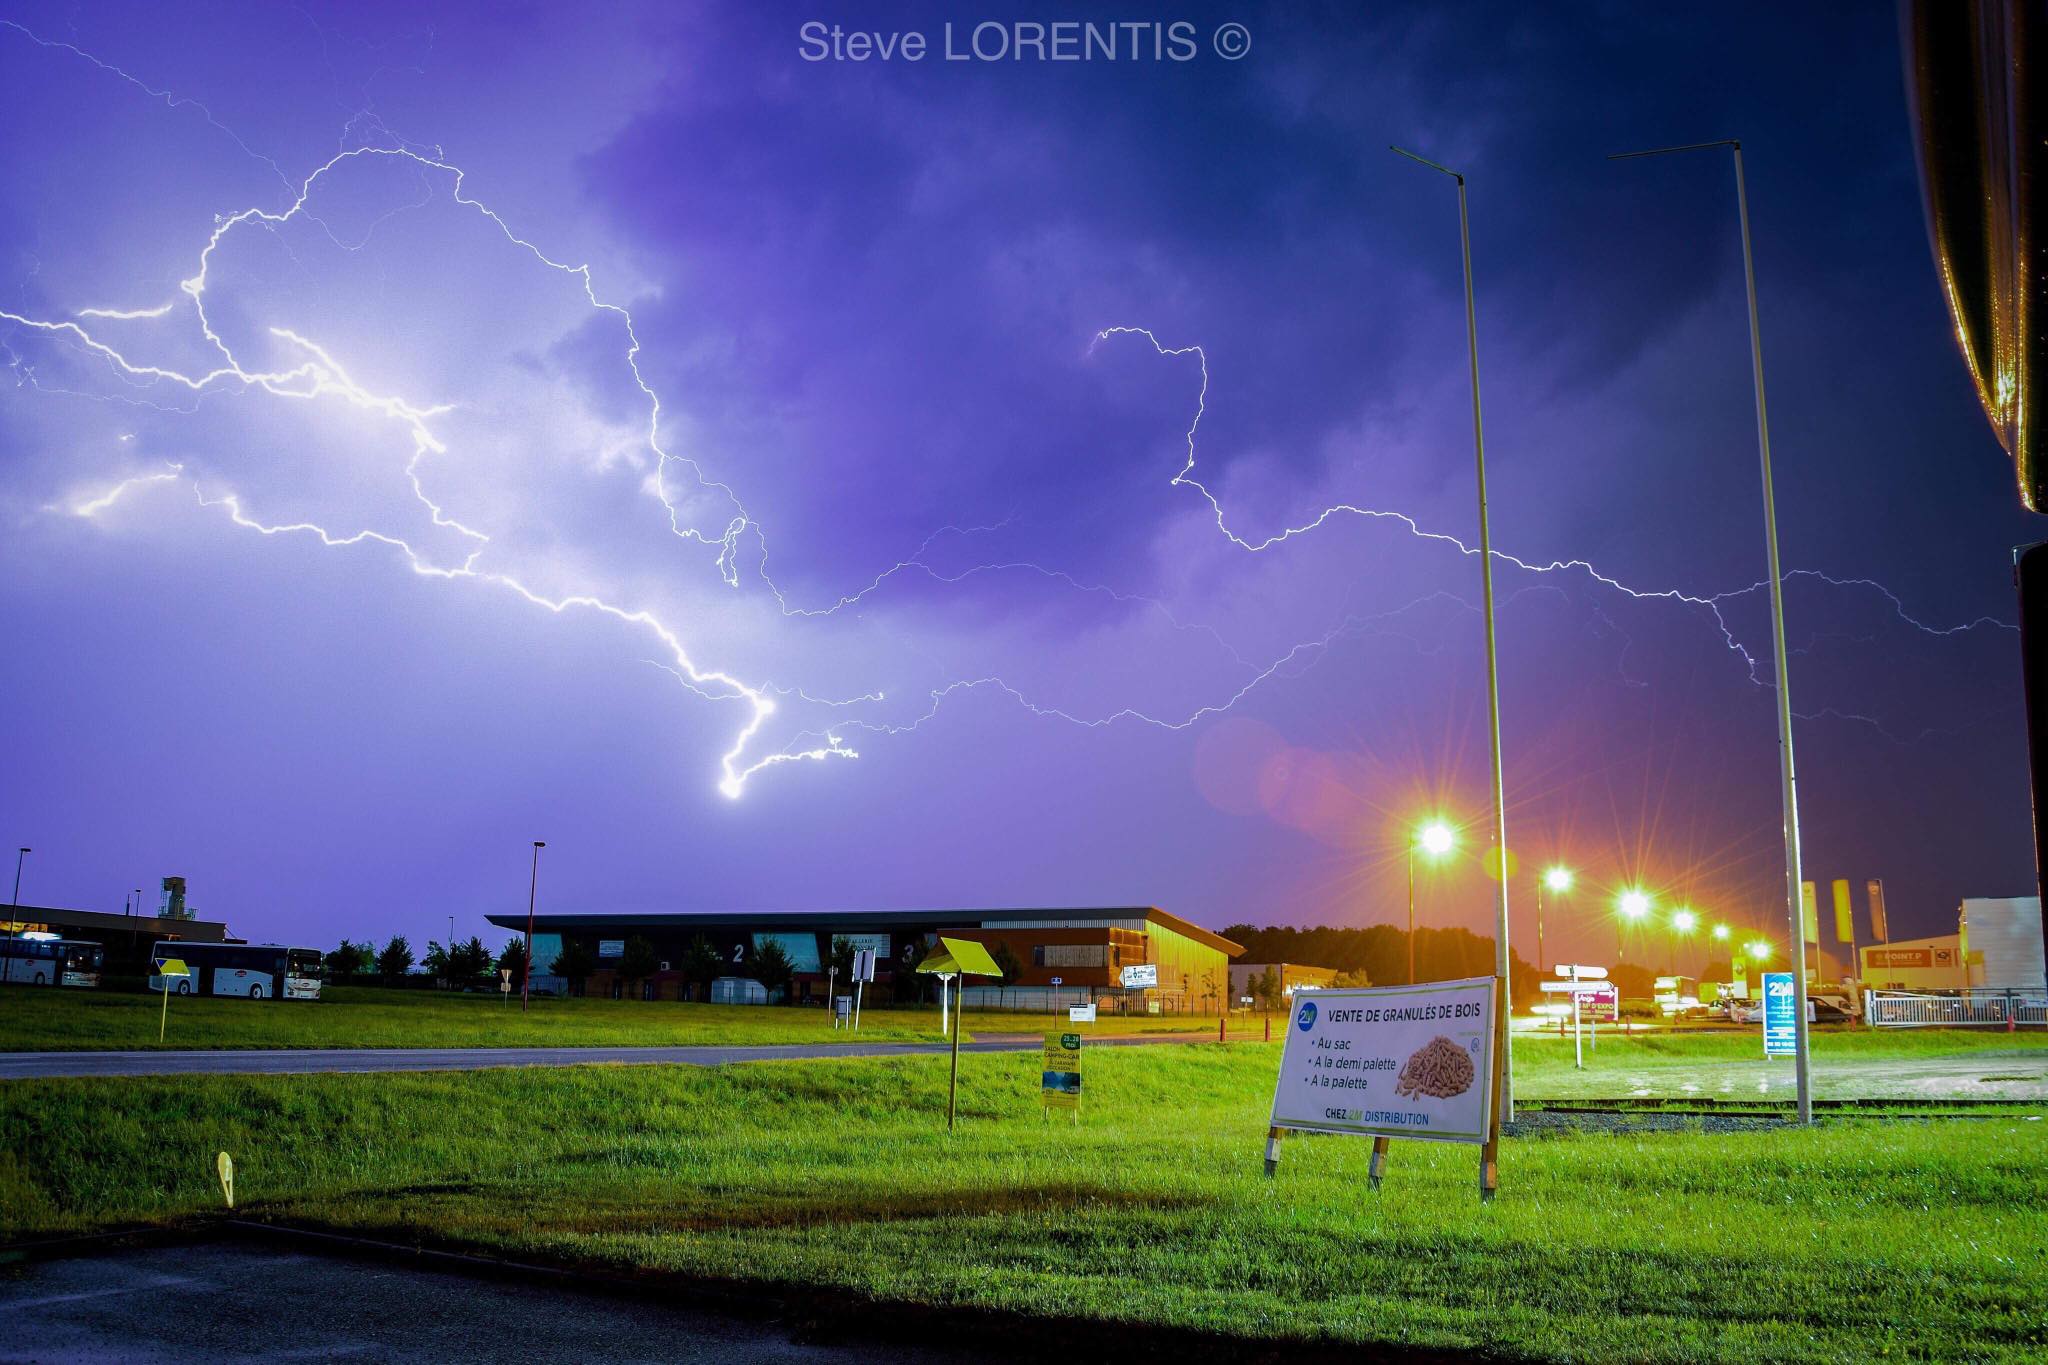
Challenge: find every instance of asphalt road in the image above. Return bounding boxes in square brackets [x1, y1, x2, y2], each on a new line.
[0, 1032, 1211, 1081]
[0, 1241, 968, 1363]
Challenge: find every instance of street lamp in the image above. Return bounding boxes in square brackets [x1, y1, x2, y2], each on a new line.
[1392, 144, 1517, 1146]
[522, 841, 545, 1013]
[8, 847, 28, 936]
[1671, 908, 1698, 976]
[1611, 137, 1813, 1124]
[1537, 865, 1573, 974]
[1616, 888, 1651, 962]
[1407, 820, 1456, 985]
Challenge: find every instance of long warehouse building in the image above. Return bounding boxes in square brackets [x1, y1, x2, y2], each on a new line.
[484, 906, 1243, 1012]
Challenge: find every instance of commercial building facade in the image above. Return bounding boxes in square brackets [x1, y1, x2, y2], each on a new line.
[0, 903, 236, 976]
[485, 906, 1242, 1012]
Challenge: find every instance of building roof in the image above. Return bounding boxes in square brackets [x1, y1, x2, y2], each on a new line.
[0, 903, 234, 942]
[485, 906, 1243, 957]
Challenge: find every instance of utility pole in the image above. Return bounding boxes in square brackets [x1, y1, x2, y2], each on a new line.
[522, 841, 545, 1012]
[1611, 139, 1813, 1123]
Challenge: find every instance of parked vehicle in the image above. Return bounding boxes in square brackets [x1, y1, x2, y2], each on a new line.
[149, 941, 323, 1000]
[0, 937, 104, 987]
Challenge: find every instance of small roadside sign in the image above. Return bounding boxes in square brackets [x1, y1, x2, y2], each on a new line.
[852, 949, 876, 983]
[1266, 977, 1500, 1201]
[1763, 972, 1797, 1057]
[152, 956, 190, 1043]
[1042, 1032, 1081, 1117]
[1049, 976, 1063, 986]
[1068, 1003, 1096, 1023]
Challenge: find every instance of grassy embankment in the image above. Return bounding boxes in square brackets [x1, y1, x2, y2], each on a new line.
[0, 985, 1239, 1051]
[1, 1044, 2043, 1362]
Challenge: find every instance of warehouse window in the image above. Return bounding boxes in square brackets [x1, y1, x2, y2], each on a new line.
[1034, 944, 1107, 968]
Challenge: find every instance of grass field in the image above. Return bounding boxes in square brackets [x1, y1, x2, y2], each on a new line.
[0, 985, 1240, 1051]
[2, 1044, 2043, 1362]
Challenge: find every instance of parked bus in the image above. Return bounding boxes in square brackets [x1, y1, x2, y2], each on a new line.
[149, 942, 323, 1000]
[0, 936, 105, 987]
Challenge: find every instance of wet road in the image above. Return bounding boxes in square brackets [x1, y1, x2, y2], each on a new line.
[0, 1241, 967, 1363]
[1523, 1046, 2048, 1102]
[0, 1032, 1211, 1081]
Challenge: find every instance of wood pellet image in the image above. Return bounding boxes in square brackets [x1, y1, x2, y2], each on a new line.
[1393, 1035, 1477, 1099]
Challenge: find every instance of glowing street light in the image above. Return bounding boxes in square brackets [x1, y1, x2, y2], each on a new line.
[1535, 865, 1573, 974]
[1407, 820, 1457, 985]
[1616, 889, 1650, 963]
[1668, 908, 1699, 976]
[1748, 940, 1773, 961]
[1712, 923, 1731, 941]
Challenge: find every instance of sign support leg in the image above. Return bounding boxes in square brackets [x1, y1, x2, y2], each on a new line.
[1368, 1136, 1390, 1190]
[947, 976, 961, 1131]
[1263, 1125, 1282, 1177]
[159, 978, 169, 1043]
[1481, 975, 1505, 1203]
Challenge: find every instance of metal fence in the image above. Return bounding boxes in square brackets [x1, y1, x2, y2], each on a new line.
[1866, 986, 2048, 1028]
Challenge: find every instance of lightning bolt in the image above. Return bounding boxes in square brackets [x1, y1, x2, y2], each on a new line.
[4, 19, 2014, 803]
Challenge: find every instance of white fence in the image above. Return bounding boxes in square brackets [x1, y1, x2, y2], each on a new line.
[1866, 986, 2048, 1028]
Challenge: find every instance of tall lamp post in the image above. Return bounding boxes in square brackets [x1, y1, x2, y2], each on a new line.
[522, 840, 545, 1013]
[1670, 908, 1698, 977]
[1537, 865, 1573, 975]
[1408, 821, 1456, 984]
[1617, 889, 1651, 965]
[8, 847, 28, 936]
[1611, 138, 1812, 1124]
[1392, 146, 1517, 1132]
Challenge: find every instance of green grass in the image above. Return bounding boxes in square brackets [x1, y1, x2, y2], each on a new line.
[0, 985, 1239, 1051]
[2, 1045, 2043, 1361]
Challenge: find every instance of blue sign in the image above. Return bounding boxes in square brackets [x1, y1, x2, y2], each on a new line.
[1762, 971, 1796, 1057]
[1295, 999, 1317, 1032]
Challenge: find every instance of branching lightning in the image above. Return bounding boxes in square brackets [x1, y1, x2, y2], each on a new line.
[1, 19, 2016, 803]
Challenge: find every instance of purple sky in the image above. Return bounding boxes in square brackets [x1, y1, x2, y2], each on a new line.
[0, 2, 2036, 965]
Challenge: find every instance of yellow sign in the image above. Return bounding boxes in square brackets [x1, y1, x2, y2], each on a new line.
[216, 1152, 235, 1209]
[155, 957, 190, 978]
[1041, 1032, 1081, 1111]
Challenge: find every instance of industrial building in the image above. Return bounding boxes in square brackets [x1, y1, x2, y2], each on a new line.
[484, 906, 1243, 1011]
[1857, 896, 2045, 991]
[0, 902, 236, 976]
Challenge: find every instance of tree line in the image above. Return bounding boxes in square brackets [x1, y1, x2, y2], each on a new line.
[1221, 923, 1561, 1007]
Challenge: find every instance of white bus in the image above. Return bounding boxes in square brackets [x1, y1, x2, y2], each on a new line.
[0, 937, 105, 987]
[149, 942, 323, 1000]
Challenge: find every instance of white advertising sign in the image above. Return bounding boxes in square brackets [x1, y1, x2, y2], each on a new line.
[1268, 977, 1495, 1145]
[598, 939, 625, 959]
[1068, 1003, 1096, 1022]
[1119, 964, 1158, 989]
